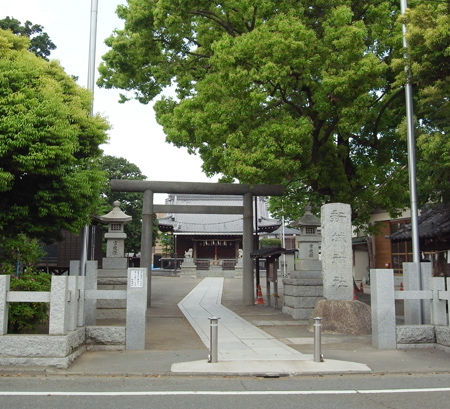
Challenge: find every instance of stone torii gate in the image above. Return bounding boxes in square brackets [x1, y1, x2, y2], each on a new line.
[110, 180, 285, 306]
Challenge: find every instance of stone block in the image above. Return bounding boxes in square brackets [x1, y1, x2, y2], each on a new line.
[97, 269, 128, 279]
[0, 346, 86, 369]
[396, 325, 435, 344]
[294, 259, 322, 272]
[282, 306, 314, 320]
[312, 299, 371, 335]
[283, 285, 323, 297]
[102, 258, 128, 269]
[436, 326, 450, 347]
[283, 295, 321, 308]
[0, 328, 85, 358]
[283, 278, 323, 286]
[86, 326, 125, 345]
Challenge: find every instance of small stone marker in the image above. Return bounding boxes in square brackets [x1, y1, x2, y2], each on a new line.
[321, 203, 353, 300]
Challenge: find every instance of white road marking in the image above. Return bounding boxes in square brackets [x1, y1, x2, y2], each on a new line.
[0, 388, 449, 396]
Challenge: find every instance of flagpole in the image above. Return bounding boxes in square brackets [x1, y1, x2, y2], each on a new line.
[80, 0, 99, 276]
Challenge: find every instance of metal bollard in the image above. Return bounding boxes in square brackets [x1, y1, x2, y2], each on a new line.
[208, 317, 220, 363]
[313, 317, 324, 362]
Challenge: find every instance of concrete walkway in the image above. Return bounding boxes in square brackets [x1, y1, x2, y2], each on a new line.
[172, 277, 371, 375]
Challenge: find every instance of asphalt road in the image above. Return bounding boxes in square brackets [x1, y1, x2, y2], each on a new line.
[1, 373, 450, 409]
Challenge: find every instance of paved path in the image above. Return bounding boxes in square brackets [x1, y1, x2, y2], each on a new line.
[174, 277, 371, 375]
[178, 277, 309, 361]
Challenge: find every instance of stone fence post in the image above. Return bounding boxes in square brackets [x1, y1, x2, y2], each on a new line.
[0, 275, 10, 335]
[49, 275, 69, 335]
[370, 269, 396, 349]
[432, 277, 448, 326]
[126, 267, 148, 350]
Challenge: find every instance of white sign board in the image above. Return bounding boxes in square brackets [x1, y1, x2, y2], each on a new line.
[129, 268, 144, 288]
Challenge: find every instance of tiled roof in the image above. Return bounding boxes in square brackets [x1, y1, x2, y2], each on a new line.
[389, 203, 450, 241]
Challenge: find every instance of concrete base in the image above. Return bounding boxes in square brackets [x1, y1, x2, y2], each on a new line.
[396, 325, 450, 348]
[171, 358, 371, 375]
[0, 328, 85, 369]
[86, 326, 125, 351]
[282, 273, 323, 321]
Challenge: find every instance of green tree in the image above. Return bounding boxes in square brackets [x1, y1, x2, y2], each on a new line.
[98, 1, 448, 227]
[0, 16, 56, 60]
[99, 155, 158, 253]
[0, 29, 109, 243]
[394, 3, 449, 204]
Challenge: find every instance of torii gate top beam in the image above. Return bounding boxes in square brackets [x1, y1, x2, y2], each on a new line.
[110, 180, 285, 196]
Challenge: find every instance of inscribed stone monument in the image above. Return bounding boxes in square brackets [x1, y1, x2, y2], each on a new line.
[321, 203, 353, 300]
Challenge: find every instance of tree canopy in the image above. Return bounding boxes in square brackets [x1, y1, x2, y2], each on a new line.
[0, 16, 56, 60]
[98, 0, 449, 226]
[0, 29, 109, 242]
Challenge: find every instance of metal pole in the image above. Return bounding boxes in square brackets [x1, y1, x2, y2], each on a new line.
[400, 0, 421, 266]
[313, 317, 324, 362]
[400, 0, 422, 321]
[208, 317, 220, 363]
[80, 0, 99, 276]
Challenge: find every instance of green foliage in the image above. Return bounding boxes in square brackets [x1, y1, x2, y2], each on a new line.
[159, 232, 174, 256]
[0, 234, 44, 275]
[0, 29, 109, 243]
[259, 238, 282, 249]
[6, 269, 51, 333]
[99, 155, 158, 252]
[395, 3, 450, 204]
[0, 16, 56, 60]
[99, 1, 449, 228]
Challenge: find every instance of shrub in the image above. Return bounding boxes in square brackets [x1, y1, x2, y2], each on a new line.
[259, 238, 282, 248]
[7, 269, 51, 333]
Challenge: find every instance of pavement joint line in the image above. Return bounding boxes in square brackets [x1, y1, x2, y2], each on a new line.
[1, 387, 450, 396]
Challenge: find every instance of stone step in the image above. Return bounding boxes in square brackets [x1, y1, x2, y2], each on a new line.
[284, 285, 323, 297]
[283, 295, 323, 308]
[289, 271, 322, 279]
[283, 278, 323, 286]
[98, 268, 127, 278]
[282, 306, 316, 320]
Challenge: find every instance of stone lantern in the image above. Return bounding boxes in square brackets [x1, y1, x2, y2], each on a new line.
[291, 205, 321, 271]
[98, 201, 132, 269]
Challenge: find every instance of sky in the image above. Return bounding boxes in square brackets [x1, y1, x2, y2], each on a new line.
[2, 0, 217, 203]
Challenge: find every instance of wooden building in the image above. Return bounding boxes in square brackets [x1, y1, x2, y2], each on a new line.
[157, 194, 280, 265]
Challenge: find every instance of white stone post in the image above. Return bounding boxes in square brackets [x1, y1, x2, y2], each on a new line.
[370, 269, 396, 349]
[0, 275, 10, 335]
[403, 262, 422, 324]
[421, 262, 432, 324]
[49, 276, 69, 335]
[126, 267, 148, 350]
[85, 260, 98, 325]
[67, 276, 78, 331]
[321, 203, 353, 300]
[431, 277, 448, 326]
[77, 276, 85, 327]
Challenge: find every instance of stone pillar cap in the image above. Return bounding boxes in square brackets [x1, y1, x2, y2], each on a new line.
[98, 201, 132, 223]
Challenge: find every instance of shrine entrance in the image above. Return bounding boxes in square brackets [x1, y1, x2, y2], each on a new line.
[110, 180, 285, 307]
